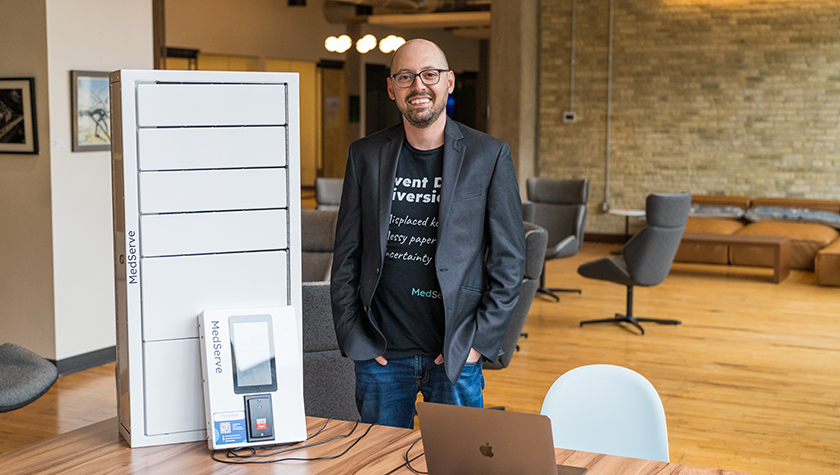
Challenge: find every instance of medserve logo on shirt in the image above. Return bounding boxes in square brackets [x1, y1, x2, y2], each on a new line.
[412, 288, 443, 299]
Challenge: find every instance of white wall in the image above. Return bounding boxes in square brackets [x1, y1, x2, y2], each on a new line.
[0, 0, 56, 358]
[45, 0, 154, 360]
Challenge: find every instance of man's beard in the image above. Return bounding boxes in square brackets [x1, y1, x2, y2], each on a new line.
[397, 90, 447, 129]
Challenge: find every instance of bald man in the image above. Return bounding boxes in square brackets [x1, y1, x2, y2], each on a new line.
[330, 39, 526, 428]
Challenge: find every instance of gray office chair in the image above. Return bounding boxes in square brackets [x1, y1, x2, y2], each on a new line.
[301, 209, 338, 282]
[0, 343, 58, 412]
[483, 222, 548, 370]
[301, 282, 359, 421]
[578, 192, 691, 335]
[315, 177, 343, 211]
[526, 178, 589, 301]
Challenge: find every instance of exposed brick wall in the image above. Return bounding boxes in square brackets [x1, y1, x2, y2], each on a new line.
[539, 0, 840, 233]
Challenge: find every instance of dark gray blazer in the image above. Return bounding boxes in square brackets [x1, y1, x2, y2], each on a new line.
[330, 119, 526, 384]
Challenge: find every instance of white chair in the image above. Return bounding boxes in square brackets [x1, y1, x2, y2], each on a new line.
[539, 364, 670, 462]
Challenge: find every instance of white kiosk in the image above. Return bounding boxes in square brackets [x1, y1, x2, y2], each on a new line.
[198, 306, 304, 450]
[109, 70, 305, 448]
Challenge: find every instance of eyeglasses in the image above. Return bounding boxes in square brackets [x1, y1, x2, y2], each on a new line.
[390, 69, 449, 88]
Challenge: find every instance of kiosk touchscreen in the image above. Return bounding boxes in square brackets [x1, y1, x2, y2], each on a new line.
[230, 314, 278, 395]
[199, 307, 306, 450]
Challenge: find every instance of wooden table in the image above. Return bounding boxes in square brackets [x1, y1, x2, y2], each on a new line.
[680, 232, 791, 283]
[0, 416, 748, 475]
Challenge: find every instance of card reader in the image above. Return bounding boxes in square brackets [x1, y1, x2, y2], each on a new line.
[244, 394, 274, 441]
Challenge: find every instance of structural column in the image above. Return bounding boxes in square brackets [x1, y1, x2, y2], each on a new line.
[489, 0, 539, 197]
[344, 22, 363, 153]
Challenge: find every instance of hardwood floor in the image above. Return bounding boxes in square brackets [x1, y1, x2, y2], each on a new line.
[1, 242, 838, 475]
[0, 362, 116, 453]
[483, 243, 840, 475]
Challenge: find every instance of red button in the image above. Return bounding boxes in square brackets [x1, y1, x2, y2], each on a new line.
[256, 418, 267, 430]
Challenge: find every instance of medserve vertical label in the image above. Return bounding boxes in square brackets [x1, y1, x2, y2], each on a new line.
[127, 230, 139, 284]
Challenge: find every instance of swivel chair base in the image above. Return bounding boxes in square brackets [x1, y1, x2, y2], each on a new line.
[536, 274, 581, 302]
[579, 314, 681, 335]
[536, 287, 581, 302]
[578, 285, 681, 335]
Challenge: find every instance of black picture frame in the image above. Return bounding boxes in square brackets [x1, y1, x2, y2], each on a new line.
[71, 70, 111, 152]
[0, 78, 38, 154]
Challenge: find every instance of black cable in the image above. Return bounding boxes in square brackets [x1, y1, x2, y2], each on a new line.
[382, 436, 427, 475]
[226, 420, 359, 459]
[404, 437, 428, 474]
[212, 420, 361, 463]
[215, 417, 333, 461]
[210, 419, 375, 465]
[212, 420, 366, 464]
[307, 416, 333, 438]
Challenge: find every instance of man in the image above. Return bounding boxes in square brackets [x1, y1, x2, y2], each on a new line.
[330, 38, 525, 428]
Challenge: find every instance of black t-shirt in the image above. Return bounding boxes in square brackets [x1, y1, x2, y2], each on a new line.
[372, 141, 445, 358]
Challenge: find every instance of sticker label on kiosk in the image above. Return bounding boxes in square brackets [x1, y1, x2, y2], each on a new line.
[213, 412, 247, 446]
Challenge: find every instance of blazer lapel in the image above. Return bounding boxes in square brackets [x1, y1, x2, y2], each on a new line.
[438, 119, 466, 235]
[377, 126, 404, 257]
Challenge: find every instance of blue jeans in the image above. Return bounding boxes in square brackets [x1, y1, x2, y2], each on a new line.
[354, 355, 484, 428]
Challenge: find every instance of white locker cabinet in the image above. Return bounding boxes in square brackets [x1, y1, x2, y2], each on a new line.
[141, 252, 288, 341]
[140, 209, 288, 257]
[110, 70, 302, 448]
[138, 169, 288, 214]
[143, 339, 205, 435]
[137, 127, 287, 170]
[136, 84, 287, 126]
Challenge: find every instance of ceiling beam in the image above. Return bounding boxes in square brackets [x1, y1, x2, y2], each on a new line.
[366, 11, 491, 29]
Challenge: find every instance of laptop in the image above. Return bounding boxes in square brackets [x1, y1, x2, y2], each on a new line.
[416, 401, 587, 475]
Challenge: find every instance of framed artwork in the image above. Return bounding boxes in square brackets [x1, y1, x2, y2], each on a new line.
[71, 70, 110, 152]
[0, 78, 38, 154]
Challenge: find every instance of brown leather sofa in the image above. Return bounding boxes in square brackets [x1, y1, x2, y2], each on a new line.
[675, 195, 840, 286]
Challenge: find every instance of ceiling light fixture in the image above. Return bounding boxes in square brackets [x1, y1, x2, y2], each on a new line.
[356, 34, 377, 54]
[325, 35, 352, 53]
[379, 35, 406, 54]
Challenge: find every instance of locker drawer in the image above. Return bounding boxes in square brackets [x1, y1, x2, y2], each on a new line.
[141, 251, 288, 341]
[140, 209, 287, 257]
[137, 126, 286, 171]
[144, 339, 205, 436]
[137, 83, 286, 127]
[139, 169, 287, 214]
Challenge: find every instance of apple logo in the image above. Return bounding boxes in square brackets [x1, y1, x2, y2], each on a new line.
[480, 443, 494, 458]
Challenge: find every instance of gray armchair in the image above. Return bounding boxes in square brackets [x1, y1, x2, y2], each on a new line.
[0, 343, 58, 412]
[578, 193, 691, 335]
[483, 222, 548, 370]
[315, 177, 343, 211]
[301, 209, 338, 282]
[301, 281, 359, 421]
[525, 178, 589, 301]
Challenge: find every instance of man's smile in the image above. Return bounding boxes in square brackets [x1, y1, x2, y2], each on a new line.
[407, 94, 433, 107]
